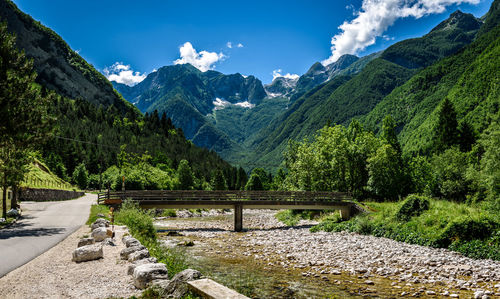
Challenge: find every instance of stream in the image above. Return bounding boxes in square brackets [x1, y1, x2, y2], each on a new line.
[154, 210, 498, 298]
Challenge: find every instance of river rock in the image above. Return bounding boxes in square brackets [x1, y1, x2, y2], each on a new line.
[6, 208, 20, 217]
[91, 218, 110, 230]
[77, 237, 95, 248]
[128, 249, 150, 262]
[72, 244, 103, 263]
[152, 269, 202, 297]
[127, 257, 158, 275]
[125, 237, 141, 248]
[120, 245, 146, 260]
[133, 263, 168, 289]
[91, 227, 110, 242]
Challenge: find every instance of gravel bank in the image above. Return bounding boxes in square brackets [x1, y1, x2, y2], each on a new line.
[0, 225, 140, 299]
[157, 210, 500, 297]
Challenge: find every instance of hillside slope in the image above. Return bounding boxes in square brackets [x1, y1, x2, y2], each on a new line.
[0, 0, 134, 114]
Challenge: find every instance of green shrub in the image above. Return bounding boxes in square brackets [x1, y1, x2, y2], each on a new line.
[396, 194, 430, 221]
[162, 209, 177, 217]
[115, 199, 156, 243]
[438, 215, 497, 247]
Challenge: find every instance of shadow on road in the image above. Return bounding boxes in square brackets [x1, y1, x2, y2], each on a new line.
[0, 220, 66, 240]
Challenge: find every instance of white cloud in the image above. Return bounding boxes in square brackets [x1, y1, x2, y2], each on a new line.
[226, 41, 233, 48]
[103, 62, 146, 86]
[174, 42, 225, 72]
[322, 0, 479, 65]
[272, 69, 299, 81]
[237, 43, 244, 48]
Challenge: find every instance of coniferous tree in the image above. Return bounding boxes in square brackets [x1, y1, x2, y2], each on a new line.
[245, 174, 264, 191]
[458, 121, 476, 152]
[177, 159, 194, 190]
[236, 167, 248, 190]
[0, 22, 53, 218]
[433, 98, 459, 152]
[211, 169, 227, 190]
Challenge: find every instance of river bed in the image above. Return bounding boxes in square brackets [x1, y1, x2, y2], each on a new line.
[154, 210, 500, 298]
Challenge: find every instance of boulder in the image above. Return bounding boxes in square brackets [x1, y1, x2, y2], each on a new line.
[96, 213, 105, 217]
[128, 249, 150, 262]
[152, 269, 202, 297]
[91, 227, 109, 242]
[125, 237, 141, 248]
[77, 237, 95, 248]
[127, 257, 158, 275]
[122, 235, 132, 244]
[120, 245, 146, 260]
[72, 244, 103, 263]
[6, 209, 20, 217]
[133, 263, 168, 289]
[91, 218, 110, 230]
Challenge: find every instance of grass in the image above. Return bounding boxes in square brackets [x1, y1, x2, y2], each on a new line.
[311, 197, 500, 260]
[86, 204, 111, 226]
[21, 161, 74, 190]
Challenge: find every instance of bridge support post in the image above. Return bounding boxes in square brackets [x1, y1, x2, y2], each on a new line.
[234, 204, 243, 232]
[340, 206, 351, 220]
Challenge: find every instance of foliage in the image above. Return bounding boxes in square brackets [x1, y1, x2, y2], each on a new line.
[211, 169, 227, 190]
[115, 199, 188, 276]
[177, 160, 194, 190]
[396, 194, 430, 221]
[0, 22, 53, 217]
[367, 144, 407, 201]
[245, 174, 263, 191]
[312, 198, 500, 260]
[431, 147, 470, 201]
[72, 163, 88, 190]
[433, 98, 459, 152]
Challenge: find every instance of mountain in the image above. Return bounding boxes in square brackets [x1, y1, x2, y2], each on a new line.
[0, 0, 134, 114]
[113, 64, 268, 156]
[363, 1, 500, 155]
[264, 76, 298, 98]
[0, 0, 236, 182]
[245, 9, 485, 170]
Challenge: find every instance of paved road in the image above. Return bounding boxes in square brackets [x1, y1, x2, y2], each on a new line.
[0, 193, 95, 277]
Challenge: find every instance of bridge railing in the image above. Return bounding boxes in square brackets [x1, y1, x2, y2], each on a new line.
[97, 190, 351, 204]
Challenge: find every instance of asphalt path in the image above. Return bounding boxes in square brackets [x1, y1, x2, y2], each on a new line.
[0, 193, 95, 277]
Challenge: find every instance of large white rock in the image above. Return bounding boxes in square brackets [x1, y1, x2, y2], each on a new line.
[91, 218, 110, 231]
[120, 245, 146, 260]
[127, 257, 158, 275]
[152, 269, 202, 297]
[133, 263, 168, 289]
[72, 244, 103, 263]
[91, 227, 111, 242]
[128, 249, 150, 262]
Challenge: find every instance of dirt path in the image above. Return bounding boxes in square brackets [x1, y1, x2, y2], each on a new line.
[0, 224, 140, 299]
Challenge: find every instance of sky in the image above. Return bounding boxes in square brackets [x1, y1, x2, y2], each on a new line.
[13, 0, 493, 85]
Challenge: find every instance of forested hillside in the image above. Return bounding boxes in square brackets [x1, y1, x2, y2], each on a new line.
[0, 0, 134, 114]
[363, 4, 500, 155]
[246, 9, 486, 170]
[0, 0, 238, 192]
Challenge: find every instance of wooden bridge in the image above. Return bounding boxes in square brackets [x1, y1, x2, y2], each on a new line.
[97, 190, 354, 231]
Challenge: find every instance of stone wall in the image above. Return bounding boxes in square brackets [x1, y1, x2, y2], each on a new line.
[18, 187, 85, 202]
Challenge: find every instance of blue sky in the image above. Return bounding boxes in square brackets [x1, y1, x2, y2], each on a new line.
[13, 0, 493, 84]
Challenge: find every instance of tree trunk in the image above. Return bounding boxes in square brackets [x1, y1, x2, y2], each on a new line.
[2, 187, 6, 219]
[11, 185, 18, 209]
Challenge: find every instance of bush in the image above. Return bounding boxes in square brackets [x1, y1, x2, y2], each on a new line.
[396, 194, 431, 221]
[438, 215, 498, 247]
[115, 199, 156, 242]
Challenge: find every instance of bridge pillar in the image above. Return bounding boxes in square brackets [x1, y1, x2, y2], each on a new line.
[234, 204, 243, 232]
[340, 206, 351, 220]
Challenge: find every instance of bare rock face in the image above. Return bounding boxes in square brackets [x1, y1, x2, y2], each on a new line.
[120, 245, 146, 260]
[132, 263, 168, 289]
[152, 269, 203, 297]
[77, 237, 95, 248]
[72, 244, 103, 263]
[127, 257, 159, 275]
[91, 227, 109, 242]
[91, 218, 110, 231]
[128, 249, 150, 262]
